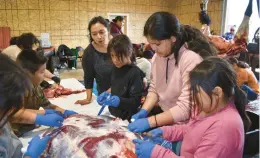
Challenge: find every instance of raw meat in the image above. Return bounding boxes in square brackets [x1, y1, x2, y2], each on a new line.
[40, 114, 140, 158]
[43, 85, 85, 98]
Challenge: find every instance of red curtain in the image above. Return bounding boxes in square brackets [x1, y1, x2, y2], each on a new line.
[0, 27, 11, 50]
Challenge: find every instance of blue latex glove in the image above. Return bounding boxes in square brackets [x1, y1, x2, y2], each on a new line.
[45, 109, 64, 117]
[133, 139, 156, 158]
[35, 113, 64, 127]
[149, 128, 163, 137]
[102, 95, 120, 107]
[63, 110, 78, 117]
[128, 118, 150, 133]
[131, 109, 148, 122]
[97, 92, 111, 105]
[44, 109, 57, 115]
[24, 135, 50, 158]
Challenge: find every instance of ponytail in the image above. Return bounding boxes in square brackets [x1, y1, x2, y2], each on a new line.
[173, 25, 217, 66]
[234, 85, 251, 132]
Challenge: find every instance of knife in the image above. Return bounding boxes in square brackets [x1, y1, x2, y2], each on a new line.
[97, 106, 106, 116]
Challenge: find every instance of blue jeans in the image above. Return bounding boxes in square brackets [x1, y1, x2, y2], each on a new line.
[241, 85, 258, 101]
[93, 80, 98, 96]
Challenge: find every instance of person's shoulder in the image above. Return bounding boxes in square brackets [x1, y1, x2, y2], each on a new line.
[203, 105, 244, 146]
[211, 105, 244, 135]
[85, 43, 94, 53]
[129, 65, 145, 78]
[2, 45, 20, 53]
[179, 45, 203, 65]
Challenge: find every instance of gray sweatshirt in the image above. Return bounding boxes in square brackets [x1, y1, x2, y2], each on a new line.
[0, 123, 22, 158]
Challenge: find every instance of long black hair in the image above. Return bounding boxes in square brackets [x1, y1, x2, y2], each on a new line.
[88, 16, 110, 42]
[17, 33, 40, 49]
[199, 11, 211, 25]
[107, 34, 136, 64]
[189, 57, 251, 132]
[0, 54, 31, 128]
[17, 49, 47, 74]
[143, 12, 216, 65]
[112, 16, 124, 23]
[227, 57, 250, 69]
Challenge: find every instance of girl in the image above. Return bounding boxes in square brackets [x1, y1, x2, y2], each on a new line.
[133, 57, 251, 158]
[227, 57, 259, 100]
[128, 12, 216, 133]
[97, 35, 144, 121]
[75, 16, 113, 105]
[0, 53, 50, 158]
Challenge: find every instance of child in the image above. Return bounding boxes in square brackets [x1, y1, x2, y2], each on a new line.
[10, 49, 77, 136]
[97, 35, 144, 121]
[133, 57, 250, 158]
[0, 53, 50, 158]
[227, 57, 259, 101]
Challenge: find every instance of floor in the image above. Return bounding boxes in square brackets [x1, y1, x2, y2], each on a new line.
[58, 61, 84, 81]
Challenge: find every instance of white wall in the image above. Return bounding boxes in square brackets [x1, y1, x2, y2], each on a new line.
[225, 0, 260, 42]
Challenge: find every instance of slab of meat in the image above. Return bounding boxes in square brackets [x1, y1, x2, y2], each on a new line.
[40, 115, 139, 158]
[43, 85, 85, 98]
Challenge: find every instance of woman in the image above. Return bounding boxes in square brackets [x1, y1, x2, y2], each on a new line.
[128, 12, 217, 133]
[110, 16, 124, 37]
[0, 53, 50, 158]
[75, 16, 113, 105]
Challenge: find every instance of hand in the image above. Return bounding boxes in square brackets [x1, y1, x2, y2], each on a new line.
[24, 135, 50, 158]
[149, 128, 163, 138]
[97, 92, 111, 105]
[102, 96, 120, 107]
[63, 110, 78, 117]
[35, 113, 64, 127]
[51, 76, 61, 84]
[133, 139, 156, 158]
[128, 118, 150, 133]
[75, 99, 92, 105]
[131, 109, 148, 122]
[40, 80, 51, 89]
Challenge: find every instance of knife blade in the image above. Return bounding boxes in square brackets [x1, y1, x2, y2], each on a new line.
[97, 106, 106, 116]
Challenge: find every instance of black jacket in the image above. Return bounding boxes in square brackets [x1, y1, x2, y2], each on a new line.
[109, 64, 144, 121]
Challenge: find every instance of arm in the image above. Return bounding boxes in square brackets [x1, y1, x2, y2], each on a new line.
[161, 124, 188, 142]
[44, 104, 65, 114]
[151, 145, 182, 158]
[152, 128, 230, 158]
[151, 142, 228, 158]
[44, 69, 54, 79]
[9, 109, 37, 124]
[82, 47, 95, 101]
